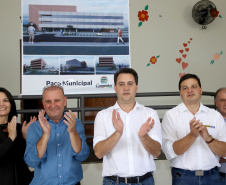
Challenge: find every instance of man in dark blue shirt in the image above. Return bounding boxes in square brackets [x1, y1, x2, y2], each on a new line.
[24, 85, 90, 185]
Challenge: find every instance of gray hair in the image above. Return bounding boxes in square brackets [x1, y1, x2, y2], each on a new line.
[42, 85, 64, 96]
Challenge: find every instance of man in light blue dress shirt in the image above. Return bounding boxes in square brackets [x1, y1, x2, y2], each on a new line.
[24, 85, 90, 185]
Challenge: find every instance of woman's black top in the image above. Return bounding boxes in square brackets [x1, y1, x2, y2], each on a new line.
[0, 123, 33, 185]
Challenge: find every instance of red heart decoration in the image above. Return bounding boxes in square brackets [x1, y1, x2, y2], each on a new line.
[185, 48, 189, 52]
[182, 62, 188, 70]
[179, 50, 184, 54]
[188, 41, 190, 43]
[190, 38, 193, 40]
[183, 43, 187, 47]
[182, 54, 187, 58]
[176, 58, 182, 64]
[179, 73, 186, 78]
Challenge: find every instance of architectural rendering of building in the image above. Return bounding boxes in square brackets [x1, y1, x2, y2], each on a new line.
[29, 5, 77, 31]
[66, 59, 87, 68]
[98, 57, 114, 67]
[30, 58, 46, 69]
[29, 4, 124, 31]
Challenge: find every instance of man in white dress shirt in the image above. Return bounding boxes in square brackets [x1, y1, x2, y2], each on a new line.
[215, 88, 226, 181]
[93, 68, 162, 185]
[162, 74, 226, 185]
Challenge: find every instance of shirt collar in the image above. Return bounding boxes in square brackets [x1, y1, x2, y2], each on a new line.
[113, 101, 142, 111]
[179, 102, 207, 114]
[45, 112, 66, 126]
[216, 109, 226, 123]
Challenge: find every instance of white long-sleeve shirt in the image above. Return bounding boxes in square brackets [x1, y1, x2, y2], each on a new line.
[162, 102, 226, 171]
[93, 101, 162, 177]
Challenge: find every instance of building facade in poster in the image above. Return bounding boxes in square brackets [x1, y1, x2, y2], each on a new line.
[29, 4, 124, 31]
[30, 58, 46, 69]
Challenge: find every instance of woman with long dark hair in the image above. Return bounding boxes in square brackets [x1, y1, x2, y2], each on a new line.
[0, 87, 35, 185]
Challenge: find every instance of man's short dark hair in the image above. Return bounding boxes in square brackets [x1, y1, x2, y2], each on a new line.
[114, 68, 138, 85]
[179, 73, 201, 90]
[214, 87, 226, 101]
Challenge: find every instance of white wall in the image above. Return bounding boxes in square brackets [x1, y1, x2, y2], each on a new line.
[130, 0, 226, 94]
[0, 0, 21, 94]
[1, 0, 226, 185]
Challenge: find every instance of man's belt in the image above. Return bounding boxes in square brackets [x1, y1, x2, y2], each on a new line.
[105, 172, 153, 183]
[172, 166, 219, 176]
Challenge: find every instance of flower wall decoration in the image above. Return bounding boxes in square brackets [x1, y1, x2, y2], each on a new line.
[211, 51, 223, 64]
[138, 5, 149, 27]
[150, 56, 157, 64]
[210, 8, 219, 17]
[147, 55, 160, 66]
[209, 5, 222, 18]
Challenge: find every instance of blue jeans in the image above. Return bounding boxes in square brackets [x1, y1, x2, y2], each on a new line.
[103, 176, 154, 185]
[172, 167, 224, 185]
[219, 172, 226, 185]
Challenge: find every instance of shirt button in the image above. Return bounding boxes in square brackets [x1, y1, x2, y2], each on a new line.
[57, 134, 59, 136]
[59, 164, 61, 167]
[59, 176, 62, 178]
[58, 144, 60, 146]
[59, 154, 61, 156]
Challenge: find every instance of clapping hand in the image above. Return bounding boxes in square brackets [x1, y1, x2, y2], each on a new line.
[189, 117, 204, 138]
[112, 109, 124, 135]
[138, 117, 154, 138]
[64, 110, 77, 134]
[38, 110, 51, 135]
[22, 116, 37, 139]
[8, 116, 17, 141]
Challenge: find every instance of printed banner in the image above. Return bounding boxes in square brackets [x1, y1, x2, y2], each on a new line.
[22, 0, 130, 95]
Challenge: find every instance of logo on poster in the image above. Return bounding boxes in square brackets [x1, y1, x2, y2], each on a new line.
[101, 76, 108, 84]
[96, 76, 113, 88]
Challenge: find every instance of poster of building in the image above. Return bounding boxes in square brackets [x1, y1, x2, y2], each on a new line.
[21, 0, 130, 95]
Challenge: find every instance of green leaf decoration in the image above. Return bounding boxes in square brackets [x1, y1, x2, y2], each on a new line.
[209, 5, 213, 9]
[147, 63, 150, 66]
[145, 5, 148, 10]
[138, 22, 143, 27]
[156, 55, 160, 58]
[220, 51, 223, 55]
[210, 60, 214, 64]
[219, 15, 222, 18]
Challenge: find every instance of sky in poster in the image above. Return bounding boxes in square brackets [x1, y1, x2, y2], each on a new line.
[22, 0, 129, 28]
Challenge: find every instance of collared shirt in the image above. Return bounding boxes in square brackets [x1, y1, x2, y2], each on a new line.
[220, 117, 226, 173]
[162, 102, 226, 171]
[93, 101, 162, 177]
[24, 113, 90, 185]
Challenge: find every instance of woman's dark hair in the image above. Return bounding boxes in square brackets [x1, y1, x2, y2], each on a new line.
[0, 87, 17, 122]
